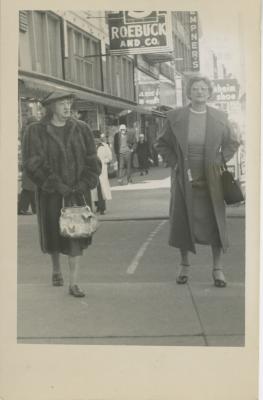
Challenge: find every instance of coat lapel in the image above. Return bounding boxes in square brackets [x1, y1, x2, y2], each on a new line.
[205, 106, 222, 162]
[168, 107, 190, 155]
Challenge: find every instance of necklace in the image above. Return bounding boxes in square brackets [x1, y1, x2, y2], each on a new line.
[190, 107, 207, 114]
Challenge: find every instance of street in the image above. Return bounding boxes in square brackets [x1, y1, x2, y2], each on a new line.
[17, 167, 245, 346]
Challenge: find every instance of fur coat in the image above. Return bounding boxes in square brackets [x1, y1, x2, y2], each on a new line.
[22, 117, 102, 254]
[22, 117, 101, 198]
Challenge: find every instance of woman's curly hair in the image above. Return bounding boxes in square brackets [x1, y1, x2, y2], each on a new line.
[186, 75, 213, 99]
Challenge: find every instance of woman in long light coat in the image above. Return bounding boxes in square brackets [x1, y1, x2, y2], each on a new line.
[155, 76, 240, 288]
[92, 131, 112, 214]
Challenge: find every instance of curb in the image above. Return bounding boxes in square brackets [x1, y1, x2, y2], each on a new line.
[98, 213, 245, 222]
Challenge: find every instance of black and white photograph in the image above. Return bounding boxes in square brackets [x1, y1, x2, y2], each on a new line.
[17, 9, 246, 347]
[0, 1, 260, 399]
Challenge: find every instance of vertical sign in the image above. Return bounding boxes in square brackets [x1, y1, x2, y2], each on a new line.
[213, 53, 218, 79]
[108, 11, 173, 55]
[189, 11, 200, 71]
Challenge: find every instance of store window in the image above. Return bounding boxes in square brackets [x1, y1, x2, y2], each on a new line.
[67, 25, 102, 90]
[105, 47, 135, 101]
[27, 11, 63, 78]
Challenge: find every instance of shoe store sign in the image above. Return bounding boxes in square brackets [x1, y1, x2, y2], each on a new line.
[108, 11, 173, 55]
[211, 79, 240, 101]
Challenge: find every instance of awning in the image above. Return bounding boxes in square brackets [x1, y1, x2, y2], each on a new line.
[143, 52, 175, 64]
[19, 73, 152, 115]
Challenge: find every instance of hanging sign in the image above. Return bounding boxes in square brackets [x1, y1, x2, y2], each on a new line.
[108, 11, 173, 55]
[138, 82, 160, 106]
[189, 11, 200, 71]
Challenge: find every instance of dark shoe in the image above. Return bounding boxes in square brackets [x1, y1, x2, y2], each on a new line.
[212, 269, 227, 288]
[176, 275, 188, 284]
[18, 210, 32, 215]
[176, 265, 190, 284]
[140, 172, 143, 176]
[69, 284, 85, 297]
[52, 272, 64, 287]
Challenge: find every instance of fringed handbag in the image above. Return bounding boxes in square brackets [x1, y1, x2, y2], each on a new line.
[59, 195, 98, 238]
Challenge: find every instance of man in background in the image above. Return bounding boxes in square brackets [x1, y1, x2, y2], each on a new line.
[114, 124, 137, 185]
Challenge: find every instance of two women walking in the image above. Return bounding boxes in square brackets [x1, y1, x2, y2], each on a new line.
[22, 75, 240, 299]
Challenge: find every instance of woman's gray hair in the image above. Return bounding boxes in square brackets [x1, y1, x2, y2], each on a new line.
[186, 75, 213, 99]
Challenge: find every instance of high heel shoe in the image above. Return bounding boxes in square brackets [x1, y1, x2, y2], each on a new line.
[69, 284, 85, 297]
[52, 272, 64, 287]
[176, 264, 190, 284]
[212, 269, 227, 288]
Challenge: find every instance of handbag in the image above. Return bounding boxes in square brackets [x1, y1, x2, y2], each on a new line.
[59, 195, 98, 238]
[220, 154, 244, 205]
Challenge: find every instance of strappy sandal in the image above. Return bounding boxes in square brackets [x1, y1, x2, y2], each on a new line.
[69, 284, 85, 297]
[176, 264, 190, 284]
[52, 272, 64, 287]
[212, 269, 227, 288]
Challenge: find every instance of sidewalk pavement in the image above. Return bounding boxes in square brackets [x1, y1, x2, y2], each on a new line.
[17, 218, 245, 346]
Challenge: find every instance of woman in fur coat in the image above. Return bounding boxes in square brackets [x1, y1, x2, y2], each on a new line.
[22, 90, 101, 297]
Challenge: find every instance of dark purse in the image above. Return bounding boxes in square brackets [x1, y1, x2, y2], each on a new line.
[220, 154, 244, 205]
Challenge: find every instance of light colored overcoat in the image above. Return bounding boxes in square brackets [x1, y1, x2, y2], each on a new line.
[155, 105, 240, 253]
[92, 142, 112, 201]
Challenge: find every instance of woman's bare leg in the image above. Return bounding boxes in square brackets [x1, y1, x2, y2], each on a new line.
[50, 252, 64, 286]
[68, 255, 85, 297]
[211, 245, 226, 287]
[176, 249, 190, 284]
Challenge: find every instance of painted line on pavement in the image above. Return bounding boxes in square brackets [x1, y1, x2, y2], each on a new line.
[126, 220, 167, 275]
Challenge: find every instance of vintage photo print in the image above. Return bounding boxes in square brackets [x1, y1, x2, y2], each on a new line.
[17, 9, 246, 346]
[0, 0, 260, 399]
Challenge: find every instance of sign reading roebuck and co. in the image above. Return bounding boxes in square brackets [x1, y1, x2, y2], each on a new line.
[108, 11, 173, 55]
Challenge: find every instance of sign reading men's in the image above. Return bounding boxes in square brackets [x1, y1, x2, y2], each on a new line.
[189, 11, 200, 71]
[108, 11, 173, 55]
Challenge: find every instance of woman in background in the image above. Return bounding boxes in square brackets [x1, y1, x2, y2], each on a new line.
[92, 130, 112, 215]
[136, 133, 150, 176]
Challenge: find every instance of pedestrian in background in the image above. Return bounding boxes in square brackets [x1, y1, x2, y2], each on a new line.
[91, 130, 112, 214]
[136, 134, 150, 176]
[22, 90, 101, 297]
[114, 124, 137, 185]
[18, 116, 38, 215]
[155, 75, 239, 288]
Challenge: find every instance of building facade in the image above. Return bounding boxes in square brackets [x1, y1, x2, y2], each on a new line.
[18, 10, 202, 170]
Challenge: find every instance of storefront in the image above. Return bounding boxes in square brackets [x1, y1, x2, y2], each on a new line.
[18, 71, 155, 177]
